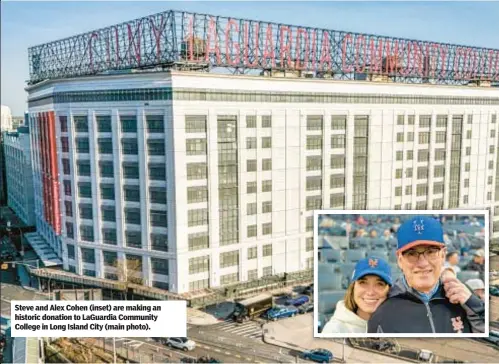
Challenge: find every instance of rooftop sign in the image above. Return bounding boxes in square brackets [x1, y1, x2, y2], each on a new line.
[28, 10, 499, 85]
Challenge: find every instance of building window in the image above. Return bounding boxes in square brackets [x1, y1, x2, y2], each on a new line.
[491, 130, 496, 138]
[221, 273, 239, 285]
[306, 196, 322, 210]
[394, 204, 401, 210]
[247, 247, 257, 259]
[124, 185, 140, 202]
[125, 208, 141, 225]
[75, 137, 89, 153]
[306, 156, 322, 171]
[419, 115, 431, 128]
[307, 135, 322, 150]
[150, 210, 167, 227]
[98, 138, 113, 154]
[122, 162, 139, 179]
[247, 181, 257, 194]
[220, 251, 239, 268]
[465, 163, 470, 172]
[397, 115, 404, 125]
[96, 115, 112, 133]
[151, 258, 169, 275]
[146, 115, 164, 133]
[329, 155, 345, 171]
[262, 115, 272, 128]
[406, 150, 413, 160]
[103, 251, 118, 267]
[78, 182, 92, 198]
[188, 232, 209, 251]
[246, 115, 256, 128]
[149, 163, 166, 181]
[63, 180, 72, 196]
[247, 160, 257, 172]
[467, 115, 473, 124]
[433, 199, 443, 209]
[407, 132, 414, 142]
[396, 151, 403, 161]
[492, 114, 497, 124]
[434, 165, 445, 178]
[488, 176, 493, 185]
[417, 167, 429, 179]
[186, 115, 207, 133]
[306, 216, 313, 232]
[102, 228, 117, 245]
[396, 133, 404, 142]
[80, 226, 94, 242]
[125, 231, 142, 248]
[262, 159, 272, 171]
[74, 116, 88, 133]
[246, 137, 257, 149]
[408, 115, 415, 125]
[395, 186, 402, 196]
[490, 146, 495, 154]
[435, 131, 446, 143]
[78, 204, 93, 220]
[406, 168, 413, 178]
[81, 247, 95, 263]
[65, 201, 72, 217]
[99, 161, 114, 178]
[59, 116, 68, 132]
[436, 115, 447, 127]
[463, 195, 469, 204]
[187, 186, 208, 203]
[150, 187, 167, 204]
[67, 244, 75, 259]
[247, 202, 257, 215]
[435, 149, 445, 161]
[121, 138, 138, 155]
[187, 163, 207, 180]
[416, 184, 428, 196]
[418, 132, 430, 144]
[262, 201, 272, 213]
[189, 279, 210, 291]
[151, 233, 168, 252]
[466, 130, 472, 139]
[330, 193, 345, 208]
[405, 185, 412, 195]
[188, 209, 209, 227]
[464, 178, 469, 188]
[488, 192, 492, 201]
[262, 137, 272, 148]
[100, 184, 115, 200]
[307, 115, 323, 131]
[66, 223, 74, 239]
[247, 224, 257, 237]
[120, 116, 137, 133]
[489, 160, 494, 170]
[247, 269, 258, 281]
[262, 266, 272, 277]
[262, 222, 272, 235]
[306, 176, 322, 191]
[330, 174, 345, 189]
[395, 169, 402, 179]
[331, 135, 346, 149]
[148, 140, 166, 156]
[189, 256, 209, 274]
[433, 182, 444, 194]
[186, 139, 206, 155]
[262, 180, 272, 192]
[306, 237, 313, 252]
[418, 149, 429, 162]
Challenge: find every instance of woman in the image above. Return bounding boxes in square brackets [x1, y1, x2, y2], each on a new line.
[321, 256, 392, 333]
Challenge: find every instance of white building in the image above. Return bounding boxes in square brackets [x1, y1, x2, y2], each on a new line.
[1, 105, 13, 132]
[26, 71, 499, 294]
[3, 126, 35, 225]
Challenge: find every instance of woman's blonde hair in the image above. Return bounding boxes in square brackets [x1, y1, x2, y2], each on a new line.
[343, 282, 358, 312]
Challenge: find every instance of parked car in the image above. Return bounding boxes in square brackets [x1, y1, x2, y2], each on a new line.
[302, 284, 314, 296]
[484, 331, 499, 346]
[166, 337, 196, 351]
[197, 356, 222, 363]
[285, 295, 310, 306]
[298, 302, 314, 314]
[490, 286, 499, 297]
[263, 305, 298, 321]
[301, 348, 334, 363]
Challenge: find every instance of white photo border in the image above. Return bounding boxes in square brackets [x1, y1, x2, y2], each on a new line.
[313, 209, 489, 338]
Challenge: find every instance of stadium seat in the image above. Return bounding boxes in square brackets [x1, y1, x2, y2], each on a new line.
[346, 249, 366, 263]
[371, 238, 387, 250]
[370, 250, 388, 262]
[457, 270, 480, 283]
[340, 263, 356, 287]
[358, 237, 370, 249]
[322, 249, 343, 263]
[318, 263, 343, 291]
[388, 250, 398, 263]
[387, 239, 398, 249]
[318, 290, 346, 316]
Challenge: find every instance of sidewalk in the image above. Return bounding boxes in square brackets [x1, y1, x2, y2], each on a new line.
[187, 307, 220, 326]
[262, 314, 411, 363]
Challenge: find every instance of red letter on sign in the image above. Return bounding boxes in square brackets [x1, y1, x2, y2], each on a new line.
[295, 28, 309, 70]
[342, 33, 353, 73]
[205, 18, 221, 64]
[354, 35, 367, 73]
[280, 26, 292, 68]
[311, 30, 317, 71]
[263, 24, 276, 68]
[127, 21, 142, 65]
[150, 15, 166, 62]
[88, 32, 99, 71]
[319, 31, 332, 71]
[225, 19, 240, 66]
[243, 22, 259, 67]
[369, 38, 383, 74]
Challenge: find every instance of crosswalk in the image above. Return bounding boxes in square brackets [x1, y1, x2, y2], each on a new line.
[209, 319, 263, 339]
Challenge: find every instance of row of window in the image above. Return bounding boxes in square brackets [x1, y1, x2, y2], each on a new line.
[61, 114, 166, 134]
[63, 180, 167, 202]
[28, 88, 499, 107]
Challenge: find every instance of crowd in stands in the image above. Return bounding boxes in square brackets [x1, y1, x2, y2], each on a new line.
[317, 214, 486, 331]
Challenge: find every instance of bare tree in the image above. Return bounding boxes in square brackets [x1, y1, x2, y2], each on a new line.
[113, 257, 143, 300]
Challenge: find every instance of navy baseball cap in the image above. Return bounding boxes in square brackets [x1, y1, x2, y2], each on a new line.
[351, 257, 393, 286]
[397, 216, 445, 253]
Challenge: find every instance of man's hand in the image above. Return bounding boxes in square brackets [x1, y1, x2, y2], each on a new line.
[442, 276, 472, 305]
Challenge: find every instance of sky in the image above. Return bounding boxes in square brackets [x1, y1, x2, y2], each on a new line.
[1, 1, 499, 116]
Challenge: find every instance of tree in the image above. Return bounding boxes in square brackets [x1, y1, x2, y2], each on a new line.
[113, 257, 143, 300]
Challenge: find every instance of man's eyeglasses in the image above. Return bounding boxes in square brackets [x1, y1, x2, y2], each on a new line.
[402, 247, 443, 263]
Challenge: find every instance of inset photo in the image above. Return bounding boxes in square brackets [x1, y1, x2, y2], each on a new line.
[314, 210, 488, 338]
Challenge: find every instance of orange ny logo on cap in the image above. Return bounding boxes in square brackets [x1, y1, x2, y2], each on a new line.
[368, 258, 378, 268]
[451, 316, 464, 333]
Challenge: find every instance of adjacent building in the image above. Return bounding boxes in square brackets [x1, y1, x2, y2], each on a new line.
[0, 105, 13, 206]
[3, 126, 36, 225]
[24, 9, 499, 294]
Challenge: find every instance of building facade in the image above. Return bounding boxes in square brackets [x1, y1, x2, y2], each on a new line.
[3, 126, 36, 225]
[1, 105, 13, 206]
[26, 71, 499, 294]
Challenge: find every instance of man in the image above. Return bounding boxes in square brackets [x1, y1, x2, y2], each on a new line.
[367, 216, 485, 333]
[445, 251, 461, 274]
[466, 250, 485, 276]
[466, 279, 485, 301]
